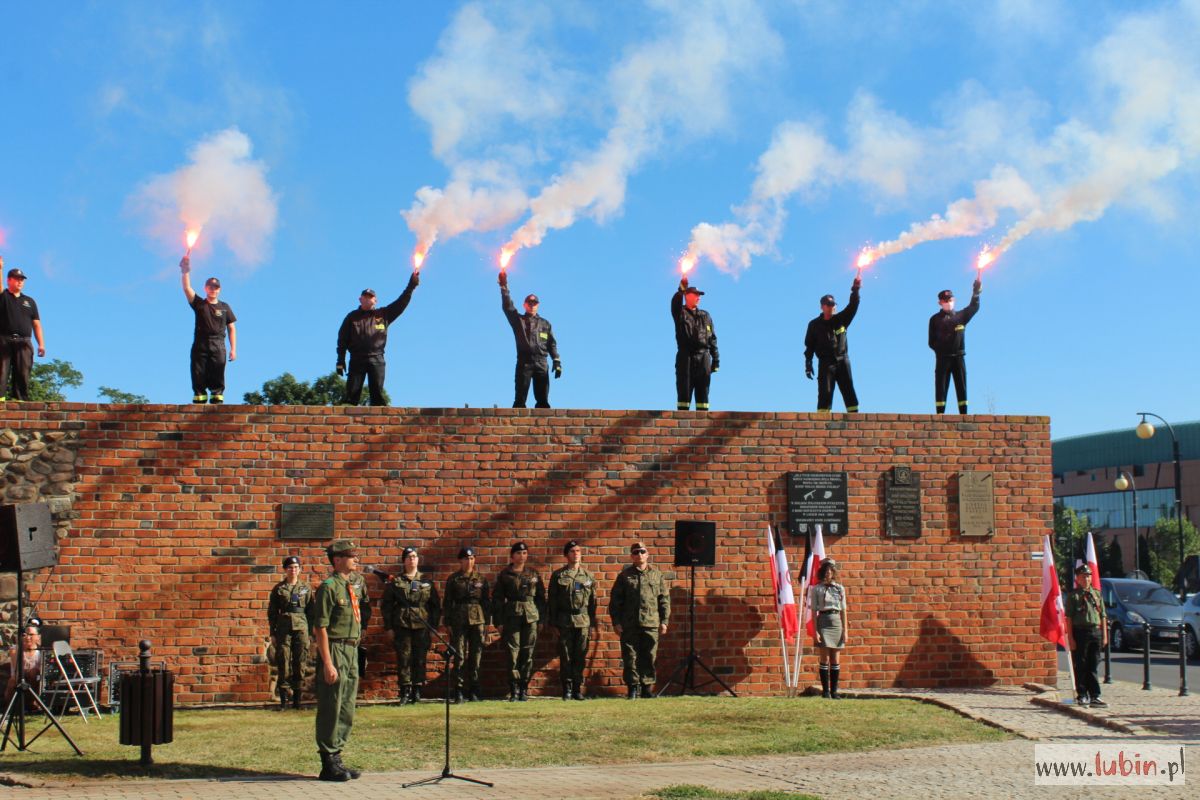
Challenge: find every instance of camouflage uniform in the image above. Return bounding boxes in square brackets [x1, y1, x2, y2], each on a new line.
[548, 561, 597, 699]
[609, 562, 670, 696]
[493, 564, 546, 697]
[444, 568, 489, 698]
[267, 575, 313, 707]
[381, 570, 440, 700]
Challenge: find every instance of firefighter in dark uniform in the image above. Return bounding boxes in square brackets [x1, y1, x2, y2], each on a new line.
[928, 277, 981, 414]
[443, 547, 490, 702]
[381, 546, 440, 704]
[1065, 562, 1108, 707]
[804, 276, 862, 413]
[499, 271, 561, 408]
[267, 555, 313, 710]
[608, 541, 670, 698]
[493, 541, 546, 701]
[313, 539, 371, 782]
[548, 540, 597, 700]
[335, 271, 419, 406]
[0, 264, 46, 402]
[671, 275, 719, 410]
[180, 257, 236, 403]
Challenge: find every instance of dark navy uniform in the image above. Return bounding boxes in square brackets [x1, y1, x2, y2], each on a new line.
[671, 281, 718, 411]
[189, 292, 236, 403]
[928, 283, 980, 414]
[501, 280, 560, 408]
[804, 282, 860, 413]
[336, 274, 418, 406]
[0, 284, 39, 401]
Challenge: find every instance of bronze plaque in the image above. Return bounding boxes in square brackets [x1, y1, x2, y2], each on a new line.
[279, 503, 335, 539]
[958, 471, 995, 537]
[884, 467, 921, 539]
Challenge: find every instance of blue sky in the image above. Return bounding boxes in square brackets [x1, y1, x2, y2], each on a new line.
[1, 1, 1197, 439]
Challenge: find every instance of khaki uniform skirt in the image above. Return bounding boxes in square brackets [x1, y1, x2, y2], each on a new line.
[815, 610, 845, 649]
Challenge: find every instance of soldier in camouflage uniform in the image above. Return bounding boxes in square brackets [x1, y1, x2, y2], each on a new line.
[267, 555, 313, 710]
[493, 541, 546, 701]
[313, 539, 371, 782]
[608, 541, 670, 699]
[381, 546, 441, 705]
[548, 540, 597, 700]
[443, 547, 489, 702]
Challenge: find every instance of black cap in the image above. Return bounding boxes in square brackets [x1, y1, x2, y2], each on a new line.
[282, 556, 300, 568]
[820, 294, 836, 307]
[205, 276, 221, 288]
[684, 286, 704, 296]
[458, 546, 475, 559]
[7, 268, 27, 280]
[361, 288, 376, 297]
[524, 294, 539, 305]
[938, 289, 954, 302]
[563, 540, 580, 556]
[401, 546, 417, 559]
[510, 541, 528, 555]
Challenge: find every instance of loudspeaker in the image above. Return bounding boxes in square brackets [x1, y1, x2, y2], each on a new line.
[0, 502, 57, 572]
[673, 520, 717, 567]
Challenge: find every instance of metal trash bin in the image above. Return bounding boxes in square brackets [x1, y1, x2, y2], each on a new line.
[118, 641, 173, 765]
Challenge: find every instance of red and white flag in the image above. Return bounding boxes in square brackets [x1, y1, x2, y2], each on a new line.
[766, 525, 799, 642]
[1084, 532, 1101, 590]
[801, 525, 827, 642]
[1040, 535, 1068, 648]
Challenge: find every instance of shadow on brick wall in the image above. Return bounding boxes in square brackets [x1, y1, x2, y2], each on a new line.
[892, 615, 997, 688]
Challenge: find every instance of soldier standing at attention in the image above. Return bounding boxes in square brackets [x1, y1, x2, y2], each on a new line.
[803, 276, 862, 413]
[499, 271, 561, 408]
[808, 559, 848, 699]
[671, 275, 718, 410]
[608, 541, 670, 699]
[1064, 562, 1108, 708]
[381, 546, 440, 705]
[548, 540, 597, 701]
[313, 540, 371, 782]
[443, 547, 490, 702]
[180, 256, 236, 404]
[493, 541, 546, 701]
[0, 262, 46, 402]
[928, 277, 981, 414]
[335, 270, 420, 406]
[267, 555, 313, 710]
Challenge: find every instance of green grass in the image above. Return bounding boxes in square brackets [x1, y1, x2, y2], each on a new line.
[646, 787, 820, 800]
[0, 696, 1007, 780]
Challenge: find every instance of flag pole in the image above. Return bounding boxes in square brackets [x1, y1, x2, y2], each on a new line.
[767, 525, 793, 692]
[792, 563, 809, 694]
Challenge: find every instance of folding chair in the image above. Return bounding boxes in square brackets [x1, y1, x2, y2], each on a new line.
[48, 642, 101, 721]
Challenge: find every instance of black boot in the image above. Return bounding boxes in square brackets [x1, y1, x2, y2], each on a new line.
[279, 692, 289, 711]
[627, 684, 640, 699]
[331, 752, 361, 780]
[562, 680, 572, 701]
[819, 664, 830, 698]
[641, 684, 654, 698]
[469, 685, 482, 702]
[452, 687, 464, 704]
[830, 665, 841, 699]
[508, 680, 519, 702]
[411, 684, 422, 703]
[518, 681, 528, 702]
[292, 691, 301, 710]
[398, 684, 411, 705]
[572, 682, 585, 701]
[318, 751, 350, 782]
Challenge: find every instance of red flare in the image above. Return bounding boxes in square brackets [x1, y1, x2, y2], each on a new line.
[499, 247, 515, 270]
[976, 247, 995, 271]
[413, 249, 427, 271]
[856, 248, 874, 269]
[679, 255, 696, 275]
[185, 229, 201, 252]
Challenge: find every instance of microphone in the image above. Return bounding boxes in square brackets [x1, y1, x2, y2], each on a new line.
[360, 564, 393, 581]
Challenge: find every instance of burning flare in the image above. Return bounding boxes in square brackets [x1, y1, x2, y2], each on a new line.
[975, 247, 995, 272]
[856, 248, 875, 270]
[412, 248, 427, 270]
[499, 247, 514, 270]
[185, 229, 201, 251]
[679, 254, 696, 275]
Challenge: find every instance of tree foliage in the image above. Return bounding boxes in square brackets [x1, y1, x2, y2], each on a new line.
[1146, 515, 1200, 590]
[98, 386, 149, 404]
[26, 359, 83, 402]
[1053, 504, 1092, 588]
[1100, 537, 1124, 579]
[243, 371, 387, 406]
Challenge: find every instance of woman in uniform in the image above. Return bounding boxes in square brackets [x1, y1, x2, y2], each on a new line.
[808, 559, 848, 698]
[381, 547, 440, 704]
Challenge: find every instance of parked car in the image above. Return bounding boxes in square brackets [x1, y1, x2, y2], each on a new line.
[1100, 578, 1187, 653]
[1183, 592, 1200, 661]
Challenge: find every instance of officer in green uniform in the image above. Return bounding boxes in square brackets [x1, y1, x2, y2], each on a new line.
[267, 555, 313, 710]
[313, 539, 371, 782]
[608, 541, 670, 699]
[493, 541, 546, 701]
[381, 546, 441, 704]
[1064, 562, 1108, 708]
[548, 540, 597, 700]
[443, 547, 490, 702]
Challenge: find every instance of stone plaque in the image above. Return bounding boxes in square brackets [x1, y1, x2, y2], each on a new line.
[958, 471, 995, 537]
[787, 471, 849, 536]
[884, 467, 921, 539]
[279, 503, 335, 540]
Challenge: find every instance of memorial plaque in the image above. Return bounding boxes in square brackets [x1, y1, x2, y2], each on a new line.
[786, 471, 849, 536]
[279, 503, 335, 540]
[884, 466, 921, 539]
[958, 471, 995, 537]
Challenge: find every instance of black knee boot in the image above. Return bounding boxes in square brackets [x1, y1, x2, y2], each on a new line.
[830, 665, 841, 699]
[819, 664, 830, 698]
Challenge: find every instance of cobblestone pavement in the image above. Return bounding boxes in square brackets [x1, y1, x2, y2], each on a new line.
[2, 676, 1195, 799]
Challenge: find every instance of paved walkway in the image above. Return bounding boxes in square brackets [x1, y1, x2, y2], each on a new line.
[2, 677, 1196, 799]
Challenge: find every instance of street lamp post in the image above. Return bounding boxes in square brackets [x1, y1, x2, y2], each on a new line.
[1115, 471, 1140, 577]
[1135, 412, 1185, 600]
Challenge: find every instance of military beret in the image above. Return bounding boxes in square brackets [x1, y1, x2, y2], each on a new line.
[511, 541, 528, 555]
[563, 540, 580, 556]
[402, 546, 417, 559]
[282, 556, 300, 568]
[458, 546, 475, 559]
[326, 539, 358, 557]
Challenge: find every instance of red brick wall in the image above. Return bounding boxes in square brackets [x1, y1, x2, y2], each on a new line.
[3, 404, 1056, 703]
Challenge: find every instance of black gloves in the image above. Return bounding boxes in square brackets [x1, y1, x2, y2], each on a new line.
[180, 256, 191, 274]
[408, 271, 420, 289]
[336, 364, 345, 377]
[679, 275, 688, 292]
[711, 359, 720, 374]
[805, 362, 814, 380]
[553, 361, 562, 379]
[498, 270, 508, 288]
[973, 278, 982, 295]
[852, 276, 862, 291]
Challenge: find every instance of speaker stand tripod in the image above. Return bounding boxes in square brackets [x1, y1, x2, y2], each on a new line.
[0, 569, 82, 754]
[658, 564, 736, 697]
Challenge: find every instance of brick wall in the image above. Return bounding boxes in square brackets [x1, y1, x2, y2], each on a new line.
[1, 405, 1056, 703]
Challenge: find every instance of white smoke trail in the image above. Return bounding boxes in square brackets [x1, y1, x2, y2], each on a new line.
[129, 127, 277, 267]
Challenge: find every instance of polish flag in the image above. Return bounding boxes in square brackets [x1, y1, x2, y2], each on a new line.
[766, 525, 799, 642]
[1040, 535, 1068, 648]
[1084, 532, 1101, 590]
[801, 525, 827, 642]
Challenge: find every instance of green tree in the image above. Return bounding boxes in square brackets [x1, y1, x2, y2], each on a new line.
[1146, 516, 1200, 590]
[98, 386, 149, 404]
[26, 359, 83, 402]
[243, 371, 388, 406]
[1100, 537, 1124, 579]
[1053, 504, 1092, 588]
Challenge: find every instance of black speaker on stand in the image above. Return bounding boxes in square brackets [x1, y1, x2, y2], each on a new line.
[660, 521, 736, 697]
[0, 502, 82, 755]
